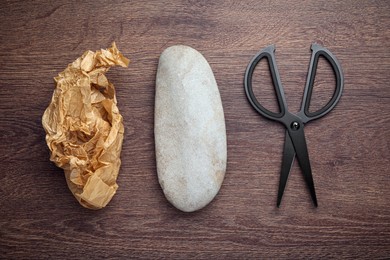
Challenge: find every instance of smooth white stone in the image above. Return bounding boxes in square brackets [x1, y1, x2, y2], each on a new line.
[155, 45, 227, 212]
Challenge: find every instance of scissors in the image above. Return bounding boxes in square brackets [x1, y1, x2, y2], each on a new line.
[244, 43, 344, 207]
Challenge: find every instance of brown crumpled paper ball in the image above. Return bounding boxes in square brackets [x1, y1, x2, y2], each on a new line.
[42, 43, 129, 209]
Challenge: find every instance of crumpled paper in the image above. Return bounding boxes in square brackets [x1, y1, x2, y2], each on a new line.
[42, 42, 129, 209]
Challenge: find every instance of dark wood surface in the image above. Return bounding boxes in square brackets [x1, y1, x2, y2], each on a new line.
[1, 0, 389, 258]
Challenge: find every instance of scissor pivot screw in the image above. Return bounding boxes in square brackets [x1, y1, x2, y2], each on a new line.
[291, 121, 300, 131]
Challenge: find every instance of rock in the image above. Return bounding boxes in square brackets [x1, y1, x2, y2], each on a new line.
[155, 45, 227, 212]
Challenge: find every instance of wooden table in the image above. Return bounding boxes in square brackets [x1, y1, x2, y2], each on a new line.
[1, 1, 389, 258]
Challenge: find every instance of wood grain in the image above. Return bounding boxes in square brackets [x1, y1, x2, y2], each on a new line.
[0, 0, 389, 258]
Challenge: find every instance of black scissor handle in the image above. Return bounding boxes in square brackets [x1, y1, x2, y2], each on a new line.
[298, 43, 344, 123]
[244, 45, 287, 121]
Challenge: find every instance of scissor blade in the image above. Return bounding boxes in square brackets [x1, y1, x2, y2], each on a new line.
[287, 126, 318, 207]
[277, 130, 295, 207]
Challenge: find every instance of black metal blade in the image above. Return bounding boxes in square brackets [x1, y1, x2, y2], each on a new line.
[277, 130, 296, 207]
[287, 125, 318, 207]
